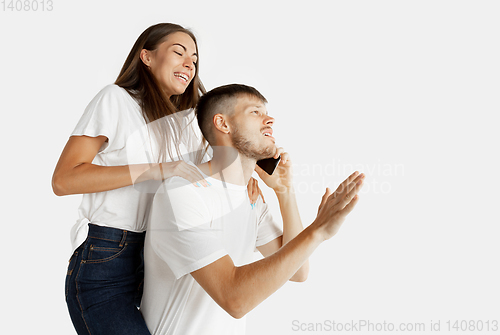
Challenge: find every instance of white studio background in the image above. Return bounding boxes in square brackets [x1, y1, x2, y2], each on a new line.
[1, 1, 499, 334]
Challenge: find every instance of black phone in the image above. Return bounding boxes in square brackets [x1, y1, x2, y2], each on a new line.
[256, 156, 281, 175]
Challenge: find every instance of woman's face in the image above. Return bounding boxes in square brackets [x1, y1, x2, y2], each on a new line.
[142, 32, 198, 97]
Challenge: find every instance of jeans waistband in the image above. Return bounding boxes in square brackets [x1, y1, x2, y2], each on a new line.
[88, 223, 145, 244]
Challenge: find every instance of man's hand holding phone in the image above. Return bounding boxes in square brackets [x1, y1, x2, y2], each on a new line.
[255, 147, 293, 194]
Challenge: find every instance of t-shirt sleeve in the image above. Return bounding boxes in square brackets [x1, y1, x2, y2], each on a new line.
[149, 178, 228, 279]
[255, 196, 283, 249]
[71, 85, 130, 153]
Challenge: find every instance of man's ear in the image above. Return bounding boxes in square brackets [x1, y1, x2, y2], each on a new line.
[140, 49, 152, 68]
[213, 114, 231, 135]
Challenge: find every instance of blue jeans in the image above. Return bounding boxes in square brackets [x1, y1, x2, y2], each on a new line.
[65, 224, 151, 335]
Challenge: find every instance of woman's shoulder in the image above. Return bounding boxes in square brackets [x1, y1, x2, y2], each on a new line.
[96, 84, 130, 98]
[90, 84, 138, 107]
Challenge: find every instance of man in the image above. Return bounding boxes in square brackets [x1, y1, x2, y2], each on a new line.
[141, 84, 365, 334]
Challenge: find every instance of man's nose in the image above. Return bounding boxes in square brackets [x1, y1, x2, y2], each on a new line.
[265, 115, 275, 126]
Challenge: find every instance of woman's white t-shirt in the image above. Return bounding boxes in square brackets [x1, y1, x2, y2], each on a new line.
[69, 84, 207, 252]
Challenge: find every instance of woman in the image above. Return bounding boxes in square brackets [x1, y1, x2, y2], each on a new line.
[52, 23, 262, 335]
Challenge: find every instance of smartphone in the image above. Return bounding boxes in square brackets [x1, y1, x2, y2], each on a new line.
[256, 156, 281, 175]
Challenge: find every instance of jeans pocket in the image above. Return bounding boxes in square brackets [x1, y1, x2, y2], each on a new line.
[85, 243, 128, 264]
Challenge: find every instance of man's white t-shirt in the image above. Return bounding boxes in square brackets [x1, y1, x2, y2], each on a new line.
[70, 84, 207, 252]
[142, 168, 283, 335]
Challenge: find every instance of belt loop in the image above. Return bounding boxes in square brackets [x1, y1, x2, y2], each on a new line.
[119, 231, 127, 247]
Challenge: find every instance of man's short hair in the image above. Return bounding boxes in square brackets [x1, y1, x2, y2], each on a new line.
[196, 84, 267, 144]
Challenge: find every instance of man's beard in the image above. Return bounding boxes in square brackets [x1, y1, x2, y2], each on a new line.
[231, 128, 276, 161]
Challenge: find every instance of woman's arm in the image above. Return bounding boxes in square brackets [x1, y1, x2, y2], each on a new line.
[52, 135, 209, 196]
[52, 135, 146, 195]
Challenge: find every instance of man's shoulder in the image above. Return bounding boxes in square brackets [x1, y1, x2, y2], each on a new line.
[164, 175, 193, 188]
[150, 176, 213, 230]
[153, 175, 216, 209]
[154, 176, 198, 200]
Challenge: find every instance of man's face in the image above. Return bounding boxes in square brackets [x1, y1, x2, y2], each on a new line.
[229, 95, 277, 160]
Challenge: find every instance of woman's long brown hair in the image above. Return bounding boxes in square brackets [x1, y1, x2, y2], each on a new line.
[115, 23, 207, 163]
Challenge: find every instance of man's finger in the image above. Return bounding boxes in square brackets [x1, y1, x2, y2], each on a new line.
[343, 173, 365, 198]
[339, 178, 364, 209]
[317, 187, 332, 213]
[274, 147, 284, 159]
[328, 171, 360, 202]
[339, 194, 360, 217]
[322, 187, 332, 204]
[280, 152, 290, 165]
